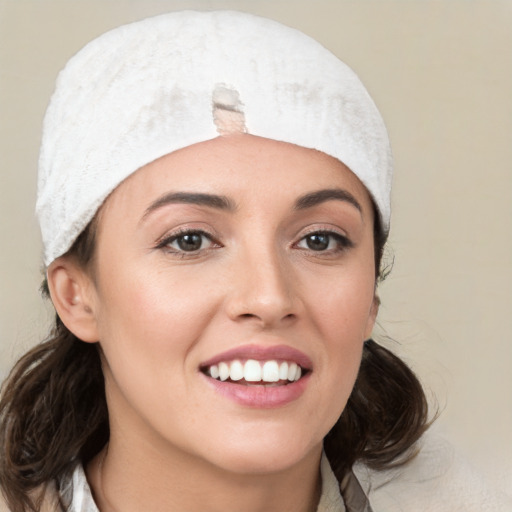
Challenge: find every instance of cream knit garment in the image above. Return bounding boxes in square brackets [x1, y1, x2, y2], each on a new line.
[354, 432, 512, 512]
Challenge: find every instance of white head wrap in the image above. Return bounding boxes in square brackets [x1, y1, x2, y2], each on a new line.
[37, 10, 392, 266]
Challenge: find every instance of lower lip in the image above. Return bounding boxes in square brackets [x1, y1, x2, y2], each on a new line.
[202, 373, 311, 408]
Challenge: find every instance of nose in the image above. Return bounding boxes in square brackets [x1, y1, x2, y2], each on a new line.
[224, 244, 300, 328]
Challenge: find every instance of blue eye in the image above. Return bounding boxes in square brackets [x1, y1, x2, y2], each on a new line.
[297, 231, 352, 252]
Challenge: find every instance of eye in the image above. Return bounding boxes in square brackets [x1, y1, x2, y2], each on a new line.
[157, 230, 218, 253]
[296, 231, 352, 252]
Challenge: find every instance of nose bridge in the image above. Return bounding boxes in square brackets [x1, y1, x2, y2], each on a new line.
[226, 235, 297, 325]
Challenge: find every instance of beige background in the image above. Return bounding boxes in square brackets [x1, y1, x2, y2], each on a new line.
[1, 0, 511, 494]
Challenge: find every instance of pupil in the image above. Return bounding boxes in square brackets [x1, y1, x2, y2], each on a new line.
[307, 234, 329, 251]
[178, 234, 202, 251]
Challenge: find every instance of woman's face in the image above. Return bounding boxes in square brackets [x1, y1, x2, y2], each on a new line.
[84, 134, 378, 474]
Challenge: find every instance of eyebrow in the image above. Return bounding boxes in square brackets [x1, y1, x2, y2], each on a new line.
[142, 192, 236, 220]
[294, 188, 362, 213]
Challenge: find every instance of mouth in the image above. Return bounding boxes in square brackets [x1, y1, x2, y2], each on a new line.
[199, 345, 312, 407]
[201, 359, 309, 386]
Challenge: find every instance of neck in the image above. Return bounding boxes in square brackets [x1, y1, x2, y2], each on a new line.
[87, 434, 322, 512]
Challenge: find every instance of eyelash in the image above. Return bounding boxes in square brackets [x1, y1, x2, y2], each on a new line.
[155, 229, 220, 256]
[294, 230, 353, 254]
[155, 228, 353, 257]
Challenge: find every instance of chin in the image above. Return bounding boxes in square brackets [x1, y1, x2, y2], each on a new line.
[197, 424, 324, 476]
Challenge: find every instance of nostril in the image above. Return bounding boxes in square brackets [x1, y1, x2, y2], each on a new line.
[282, 314, 297, 326]
[235, 312, 296, 324]
[225, 280, 299, 326]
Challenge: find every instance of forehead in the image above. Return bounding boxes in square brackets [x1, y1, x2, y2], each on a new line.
[100, 134, 374, 219]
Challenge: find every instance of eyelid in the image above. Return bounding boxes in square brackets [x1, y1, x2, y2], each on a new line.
[296, 224, 352, 242]
[155, 227, 221, 253]
[293, 226, 354, 252]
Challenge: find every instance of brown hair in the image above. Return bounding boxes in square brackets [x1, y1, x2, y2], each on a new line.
[324, 214, 430, 479]
[0, 213, 430, 511]
[0, 224, 108, 512]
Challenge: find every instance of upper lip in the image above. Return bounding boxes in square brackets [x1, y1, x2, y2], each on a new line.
[199, 344, 313, 371]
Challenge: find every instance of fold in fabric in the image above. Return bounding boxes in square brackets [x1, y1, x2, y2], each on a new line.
[340, 470, 373, 512]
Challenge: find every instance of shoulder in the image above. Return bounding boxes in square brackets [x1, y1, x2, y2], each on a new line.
[354, 431, 512, 512]
[0, 464, 97, 512]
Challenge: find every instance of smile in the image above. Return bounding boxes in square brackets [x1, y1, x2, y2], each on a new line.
[204, 359, 304, 385]
[199, 344, 312, 407]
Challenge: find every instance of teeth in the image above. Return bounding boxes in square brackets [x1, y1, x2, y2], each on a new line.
[244, 360, 262, 382]
[210, 365, 219, 379]
[206, 359, 305, 384]
[279, 362, 289, 380]
[287, 362, 298, 381]
[262, 361, 279, 382]
[230, 360, 244, 381]
[218, 362, 229, 381]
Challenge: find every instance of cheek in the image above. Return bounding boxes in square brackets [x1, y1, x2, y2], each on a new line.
[301, 263, 375, 405]
[93, 261, 219, 370]
[305, 264, 376, 340]
[92, 262, 226, 432]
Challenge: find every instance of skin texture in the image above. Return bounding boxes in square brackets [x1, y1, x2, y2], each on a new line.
[49, 134, 378, 512]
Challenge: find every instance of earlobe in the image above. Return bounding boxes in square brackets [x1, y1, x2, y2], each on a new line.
[364, 295, 380, 340]
[47, 258, 99, 343]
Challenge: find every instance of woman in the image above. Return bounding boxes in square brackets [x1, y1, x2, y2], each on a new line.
[0, 9, 482, 512]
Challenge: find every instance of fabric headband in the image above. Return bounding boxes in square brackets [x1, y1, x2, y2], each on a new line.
[36, 10, 393, 266]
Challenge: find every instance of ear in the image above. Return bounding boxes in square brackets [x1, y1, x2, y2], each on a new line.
[364, 295, 380, 340]
[47, 258, 99, 343]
